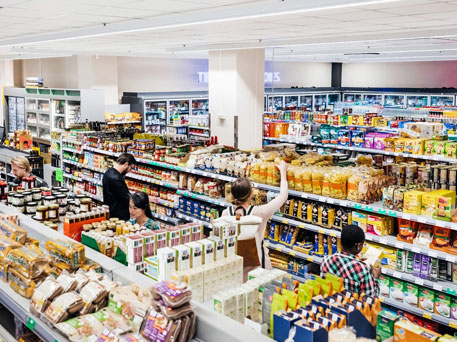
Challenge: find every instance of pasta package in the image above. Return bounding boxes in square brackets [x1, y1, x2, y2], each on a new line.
[302, 168, 312, 193]
[7, 266, 36, 298]
[45, 239, 85, 269]
[0, 220, 27, 244]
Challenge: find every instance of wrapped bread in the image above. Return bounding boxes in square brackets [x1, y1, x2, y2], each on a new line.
[31, 278, 64, 315]
[44, 292, 84, 323]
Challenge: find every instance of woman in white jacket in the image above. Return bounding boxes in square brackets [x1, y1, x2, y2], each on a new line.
[222, 161, 289, 278]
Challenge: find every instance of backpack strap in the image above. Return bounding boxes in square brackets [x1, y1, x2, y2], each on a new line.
[230, 205, 247, 217]
[246, 206, 254, 215]
[229, 206, 234, 216]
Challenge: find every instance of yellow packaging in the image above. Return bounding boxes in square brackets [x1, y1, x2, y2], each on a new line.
[322, 173, 331, 197]
[7, 266, 36, 298]
[0, 220, 27, 244]
[0, 234, 22, 258]
[45, 239, 85, 269]
[421, 190, 453, 216]
[302, 169, 312, 193]
[434, 192, 456, 222]
[367, 214, 394, 236]
[413, 139, 425, 155]
[371, 117, 384, 127]
[394, 320, 441, 342]
[403, 190, 425, 215]
[424, 140, 435, 155]
[351, 212, 367, 232]
[403, 139, 414, 154]
[433, 141, 446, 156]
[395, 138, 406, 153]
[363, 246, 384, 268]
[294, 168, 303, 192]
[5, 246, 48, 279]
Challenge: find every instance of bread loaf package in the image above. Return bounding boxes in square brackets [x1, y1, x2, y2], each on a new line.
[56, 272, 78, 292]
[44, 292, 84, 323]
[0, 219, 27, 244]
[0, 234, 21, 257]
[30, 277, 64, 315]
[45, 239, 85, 269]
[5, 246, 49, 279]
[7, 266, 36, 298]
[79, 281, 109, 315]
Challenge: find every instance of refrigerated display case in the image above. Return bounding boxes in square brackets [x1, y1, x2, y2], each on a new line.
[314, 94, 327, 110]
[431, 95, 454, 106]
[364, 94, 383, 105]
[51, 99, 66, 131]
[299, 95, 313, 110]
[191, 98, 209, 115]
[384, 94, 405, 107]
[168, 99, 190, 125]
[284, 95, 299, 108]
[144, 100, 167, 134]
[7, 97, 17, 133]
[406, 95, 428, 107]
[343, 93, 362, 102]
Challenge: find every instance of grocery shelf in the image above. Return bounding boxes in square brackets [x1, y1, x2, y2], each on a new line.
[381, 268, 457, 296]
[155, 198, 178, 209]
[83, 192, 103, 202]
[264, 239, 323, 264]
[63, 173, 82, 182]
[176, 211, 213, 229]
[264, 136, 457, 163]
[189, 132, 210, 137]
[62, 159, 105, 173]
[151, 212, 180, 225]
[62, 147, 82, 153]
[84, 146, 121, 157]
[49, 149, 60, 154]
[176, 190, 230, 207]
[273, 214, 455, 263]
[0, 324, 16, 342]
[188, 126, 210, 130]
[126, 172, 178, 189]
[381, 297, 457, 328]
[106, 121, 142, 125]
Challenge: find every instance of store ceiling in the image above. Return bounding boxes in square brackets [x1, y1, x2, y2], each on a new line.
[1, 0, 457, 62]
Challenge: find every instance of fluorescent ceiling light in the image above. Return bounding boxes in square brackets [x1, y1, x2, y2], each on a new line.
[0, 0, 406, 47]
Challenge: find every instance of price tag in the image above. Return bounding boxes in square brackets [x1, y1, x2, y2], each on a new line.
[415, 278, 424, 286]
[393, 271, 402, 279]
[395, 242, 404, 249]
[388, 211, 397, 217]
[276, 246, 282, 252]
[444, 222, 452, 229]
[433, 284, 443, 292]
[327, 198, 335, 204]
[298, 224, 305, 229]
[307, 257, 314, 262]
[290, 251, 296, 257]
[378, 209, 386, 215]
[191, 195, 196, 199]
[340, 200, 348, 207]
[301, 194, 308, 199]
[330, 232, 337, 237]
[449, 321, 457, 329]
[26, 317, 36, 331]
[412, 247, 421, 253]
[354, 204, 362, 209]
[446, 255, 456, 263]
[428, 251, 437, 258]
[418, 217, 427, 223]
[203, 172, 208, 177]
[423, 312, 432, 320]
[365, 235, 373, 241]
[403, 214, 411, 220]
[282, 219, 288, 224]
[318, 229, 325, 234]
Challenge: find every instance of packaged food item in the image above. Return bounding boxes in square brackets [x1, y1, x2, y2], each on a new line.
[45, 239, 85, 269]
[403, 283, 418, 307]
[433, 140, 446, 156]
[432, 227, 452, 250]
[351, 212, 367, 232]
[44, 292, 84, 323]
[397, 219, 416, 243]
[424, 140, 435, 155]
[390, 279, 404, 302]
[446, 142, 457, 158]
[0, 234, 21, 257]
[403, 190, 425, 215]
[434, 192, 456, 222]
[5, 246, 49, 279]
[79, 281, 109, 315]
[7, 266, 36, 298]
[151, 281, 192, 308]
[435, 293, 451, 318]
[376, 310, 399, 342]
[31, 278, 64, 315]
[0, 219, 27, 244]
[418, 288, 435, 313]
[140, 309, 182, 341]
[394, 320, 441, 342]
[367, 214, 393, 236]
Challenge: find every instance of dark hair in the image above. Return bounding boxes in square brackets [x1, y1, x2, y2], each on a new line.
[231, 177, 252, 205]
[117, 153, 136, 166]
[130, 192, 153, 220]
[341, 224, 365, 250]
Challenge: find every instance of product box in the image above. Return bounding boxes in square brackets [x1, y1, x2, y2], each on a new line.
[179, 226, 191, 244]
[413, 139, 426, 155]
[421, 190, 444, 217]
[364, 132, 376, 149]
[173, 245, 191, 271]
[338, 129, 351, 146]
[374, 133, 392, 150]
[439, 335, 457, 342]
[126, 234, 144, 265]
[224, 236, 237, 257]
[376, 310, 399, 342]
[424, 140, 435, 155]
[167, 228, 181, 248]
[378, 275, 390, 299]
[403, 282, 419, 307]
[143, 256, 159, 280]
[190, 224, 203, 241]
[403, 139, 415, 154]
[351, 130, 365, 148]
[394, 320, 441, 342]
[419, 287, 435, 313]
[208, 237, 225, 261]
[367, 214, 394, 236]
[435, 293, 451, 318]
[141, 231, 155, 258]
[394, 138, 406, 153]
[433, 141, 446, 156]
[156, 247, 176, 281]
[451, 297, 457, 321]
[351, 212, 367, 232]
[185, 242, 203, 268]
[330, 126, 339, 145]
[403, 190, 425, 215]
[445, 142, 457, 158]
[390, 278, 404, 302]
[154, 229, 168, 251]
[198, 239, 215, 264]
[434, 191, 456, 222]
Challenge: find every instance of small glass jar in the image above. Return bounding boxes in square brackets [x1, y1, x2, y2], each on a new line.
[59, 188, 69, 196]
[80, 198, 92, 213]
[41, 187, 52, 196]
[58, 204, 67, 216]
[13, 194, 24, 206]
[52, 186, 62, 192]
[14, 204, 24, 213]
[21, 177, 30, 190]
[83, 224, 92, 232]
[26, 201, 37, 215]
[52, 191, 61, 197]
[32, 189, 42, 201]
[48, 223, 58, 231]
[56, 194, 67, 206]
[0, 181, 7, 200]
[75, 194, 85, 205]
[8, 182, 18, 192]
[35, 206, 48, 221]
[48, 204, 59, 222]
[23, 191, 32, 203]
[44, 195, 56, 206]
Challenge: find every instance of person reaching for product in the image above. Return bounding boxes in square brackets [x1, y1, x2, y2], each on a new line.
[129, 192, 159, 230]
[11, 156, 48, 188]
[102, 153, 136, 221]
[321, 224, 381, 297]
[222, 160, 289, 277]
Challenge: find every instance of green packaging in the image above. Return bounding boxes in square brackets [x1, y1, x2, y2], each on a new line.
[435, 293, 451, 318]
[396, 249, 406, 272]
[390, 279, 404, 302]
[406, 251, 414, 274]
[419, 288, 435, 313]
[378, 274, 390, 299]
[430, 257, 438, 282]
[376, 310, 399, 342]
[451, 297, 457, 321]
[403, 282, 418, 307]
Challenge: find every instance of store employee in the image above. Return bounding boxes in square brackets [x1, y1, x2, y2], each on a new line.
[102, 153, 136, 221]
[11, 156, 48, 188]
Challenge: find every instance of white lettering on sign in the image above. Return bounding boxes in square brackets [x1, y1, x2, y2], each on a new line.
[197, 72, 280, 84]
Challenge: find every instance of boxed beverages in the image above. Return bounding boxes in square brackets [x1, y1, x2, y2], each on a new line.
[208, 237, 225, 261]
[156, 247, 176, 281]
[185, 242, 203, 268]
[179, 226, 192, 244]
[173, 245, 191, 271]
[198, 239, 215, 264]
[167, 228, 181, 248]
[154, 230, 168, 251]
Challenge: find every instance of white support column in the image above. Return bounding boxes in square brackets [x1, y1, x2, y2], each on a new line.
[209, 48, 265, 150]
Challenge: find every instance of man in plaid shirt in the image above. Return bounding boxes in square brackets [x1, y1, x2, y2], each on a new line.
[321, 224, 381, 297]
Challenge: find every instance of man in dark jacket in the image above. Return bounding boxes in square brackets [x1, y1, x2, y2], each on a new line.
[102, 153, 135, 220]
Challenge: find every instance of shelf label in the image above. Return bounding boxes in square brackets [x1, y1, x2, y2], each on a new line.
[276, 246, 282, 252]
[379, 237, 387, 245]
[418, 217, 427, 223]
[307, 257, 314, 262]
[395, 242, 404, 249]
[378, 209, 386, 215]
[340, 200, 348, 207]
[327, 198, 334, 204]
[26, 317, 36, 331]
[289, 251, 296, 257]
[388, 211, 397, 217]
[330, 232, 337, 237]
[428, 251, 438, 258]
[415, 278, 424, 286]
[365, 235, 373, 241]
[449, 321, 457, 329]
[365, 206, 373, 212]
[403, 214, 411, 220]
[298, 224, 305, 229]
[354, 204, 362, 209]
[446, 255, 457, 263]
[282, 219, 288, 224]
[203, 172, 209, 177]
[433, 284, 443, 292]
[412, 247, 421, 253]
[423, 312, 432, 320]
[393, 271, 402, 279]
[318, 229, 325, 234]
